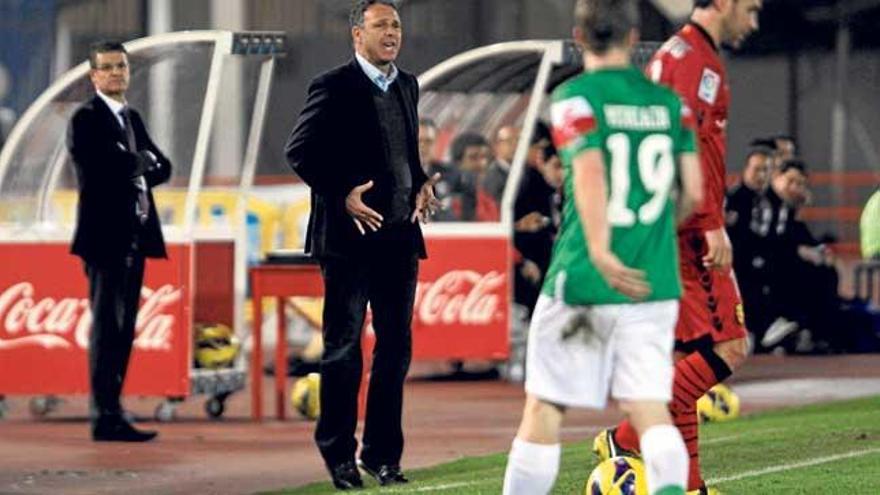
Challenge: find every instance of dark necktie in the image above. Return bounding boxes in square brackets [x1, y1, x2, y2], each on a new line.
[120, 107, 150, 224]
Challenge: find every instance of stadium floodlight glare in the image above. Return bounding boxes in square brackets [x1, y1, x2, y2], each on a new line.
[232, 32, 286, 56]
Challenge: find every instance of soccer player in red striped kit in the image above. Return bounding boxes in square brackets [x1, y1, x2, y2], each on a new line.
[593, 1, 762, 493]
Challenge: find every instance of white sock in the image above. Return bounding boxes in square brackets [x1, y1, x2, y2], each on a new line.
[502, 437, 561, 495]
[640, 425, 688, 495]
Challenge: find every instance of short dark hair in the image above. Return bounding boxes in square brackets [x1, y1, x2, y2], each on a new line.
[774, 134, 797, 147]
[779, 159, 807, 176]
[574, 0, 639, 55]
[746, 146, 773, 163]
[531, 121, 552, 146]
[350, 0, 399, 28]
[543, 142, 559, 162]
[88, 40, 127, 69]
[694, 0, 714, 8]
[749, 137, 777, 150]
[419, 118, 437, 130]
[450, 132, 489, 163]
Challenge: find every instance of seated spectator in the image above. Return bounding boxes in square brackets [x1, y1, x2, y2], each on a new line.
[482, 126, 520, 206]
[861, 188, 880, 260]
[512, 126, 562, 315]
[448, 132, 492, 221]
[726, 147, 775, 343]
[750, 134, 797, 176]
[419, 120, 461, 222]
[418, 118, 442, 173]
[762, 160, 848, 353]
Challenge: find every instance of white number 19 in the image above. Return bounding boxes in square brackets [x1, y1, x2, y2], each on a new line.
[606, 133, 675, 227]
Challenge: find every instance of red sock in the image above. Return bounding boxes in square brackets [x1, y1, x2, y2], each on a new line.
[613, 419, 640, 452]
[677, 406, 702, 490]
[673, 352, 724, 490]
[614, 351, 727, 490]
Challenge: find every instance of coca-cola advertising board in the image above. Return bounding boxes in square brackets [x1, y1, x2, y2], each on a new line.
[410, 236, 510, 360]
[0, 243, 192, 396]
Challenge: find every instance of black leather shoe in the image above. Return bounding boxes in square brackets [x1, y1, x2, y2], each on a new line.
[92, 419, 158, 442]
[329, 461, 363, 490]
[357, 459, 408, 486]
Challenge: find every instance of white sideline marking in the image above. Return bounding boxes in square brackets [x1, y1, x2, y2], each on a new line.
[702, 428, 784, 445]
[369, 480, 479, 493]
[706, 447, 880, 484]
[365, 444, 880, 493]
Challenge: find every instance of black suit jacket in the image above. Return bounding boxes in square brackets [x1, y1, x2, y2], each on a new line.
[67, 95, 172, 264]
[285, 59, 428, 259]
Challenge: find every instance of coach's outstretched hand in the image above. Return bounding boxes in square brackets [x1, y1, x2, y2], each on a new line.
[411, 173, 442, 224]
[346, 180, 384, 235]
[592, 250, 651, 300]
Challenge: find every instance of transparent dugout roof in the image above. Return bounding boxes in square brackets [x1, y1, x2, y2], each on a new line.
[0, 31, 284, 234]
[416, 40, 662, 226]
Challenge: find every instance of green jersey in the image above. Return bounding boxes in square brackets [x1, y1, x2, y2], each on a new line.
[543, 66, 697, 305]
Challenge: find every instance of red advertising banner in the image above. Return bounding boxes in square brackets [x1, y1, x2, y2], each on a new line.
[408, 236, 510, 361]
[0, 243, 192, 396]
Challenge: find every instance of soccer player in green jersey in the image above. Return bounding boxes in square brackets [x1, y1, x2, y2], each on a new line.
[501, 1, 703, 494]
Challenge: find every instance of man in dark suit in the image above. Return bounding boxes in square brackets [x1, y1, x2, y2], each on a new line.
[285, 0, 438, 490]
[67, 41, 172, 442]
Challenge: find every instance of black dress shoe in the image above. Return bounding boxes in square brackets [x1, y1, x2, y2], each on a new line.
[329, 461, 363, 490]
[92, 419, 158, 442]
[357, 459, 408, 486]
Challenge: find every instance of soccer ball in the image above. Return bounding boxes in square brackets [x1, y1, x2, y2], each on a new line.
[585, 456, 648, 495]
[697, 384, 740, 423]
[290, 372, 321, 420]
[194, 323, 241, 369]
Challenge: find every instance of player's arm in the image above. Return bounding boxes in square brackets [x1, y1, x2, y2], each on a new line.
[673, 101, 703, 225]
[674, 62, 732, 269]
[654, 53, 727, 233]
[572, 150, 650, 300]
[676, 152, 703, 224]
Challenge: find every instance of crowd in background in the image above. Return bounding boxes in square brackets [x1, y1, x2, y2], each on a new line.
[725, 136, 879, 355]
[418, 123, 880, 357]
[418, 119, 564, 314]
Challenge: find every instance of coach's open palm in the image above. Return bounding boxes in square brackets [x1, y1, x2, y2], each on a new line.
[411, 173, 442, 223]
[346, 180, 384, 235]
[591, 250, 650, 300]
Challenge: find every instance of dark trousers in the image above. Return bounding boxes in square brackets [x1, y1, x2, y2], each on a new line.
[85, 254, 145, 424]
[316, 252, 418, 468]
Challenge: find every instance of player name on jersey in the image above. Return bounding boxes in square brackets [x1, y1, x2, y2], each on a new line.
[604, 105, 671, 131]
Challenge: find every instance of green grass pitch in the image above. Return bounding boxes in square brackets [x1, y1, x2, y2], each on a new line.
[269, 396, 880, 494]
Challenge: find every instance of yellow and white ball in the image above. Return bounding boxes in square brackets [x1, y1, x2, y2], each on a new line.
[697, 384, 740, 423]
[290, 372, 321, 420]
[585, 456, 648, 495]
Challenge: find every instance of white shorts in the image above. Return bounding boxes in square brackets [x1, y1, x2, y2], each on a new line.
[524, 294, 678, 409]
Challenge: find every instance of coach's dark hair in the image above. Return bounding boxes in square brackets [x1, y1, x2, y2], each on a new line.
[350, 0, 399, 28]
[574, 0, 639, 55]
[450, 132, 489, 163]
[88, 40, 127, 69]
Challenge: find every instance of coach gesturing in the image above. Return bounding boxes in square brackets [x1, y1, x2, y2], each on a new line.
[284, 0, 438, 490]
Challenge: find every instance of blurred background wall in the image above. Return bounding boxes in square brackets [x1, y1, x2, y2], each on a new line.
[0, 0, 878, 182]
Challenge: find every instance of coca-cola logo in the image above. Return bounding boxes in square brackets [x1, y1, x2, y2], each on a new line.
[0, 282, 182, 352]
[413, 270, 505, 326]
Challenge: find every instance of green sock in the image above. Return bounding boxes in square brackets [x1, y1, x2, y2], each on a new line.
[653, 485, 686, 495]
